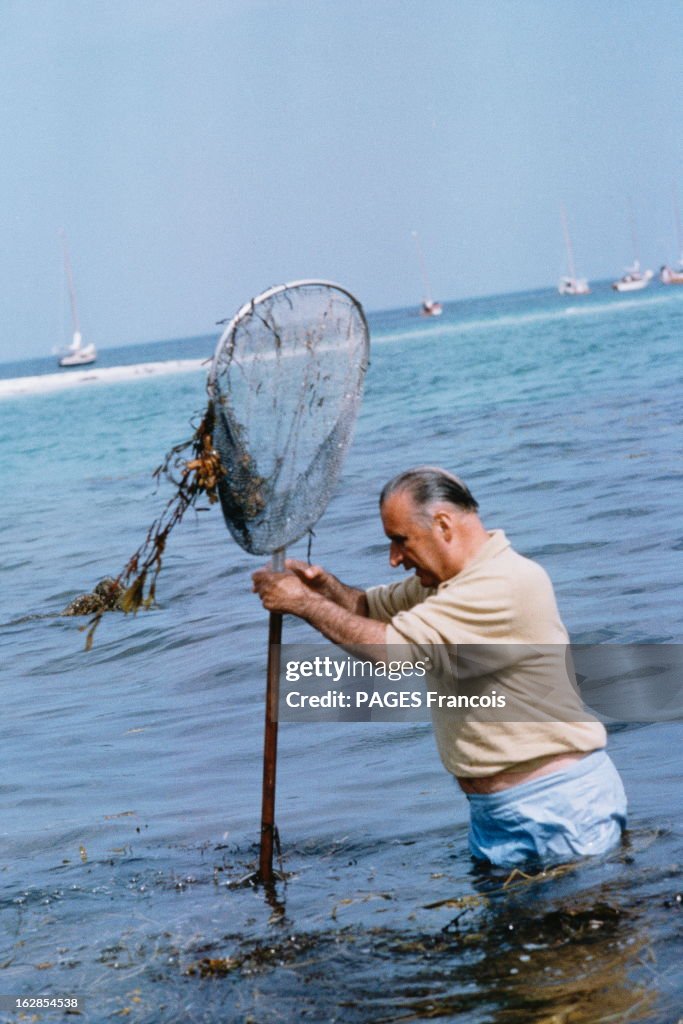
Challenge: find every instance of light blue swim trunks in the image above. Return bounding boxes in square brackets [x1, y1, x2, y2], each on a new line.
[466, 750, 627, 868]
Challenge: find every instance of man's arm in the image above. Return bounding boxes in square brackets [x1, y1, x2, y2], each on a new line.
[284, 559, 369, 616]
[252, 567, 385, 650]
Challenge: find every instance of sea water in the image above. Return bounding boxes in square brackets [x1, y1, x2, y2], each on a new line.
[0, 282, 681, 1022]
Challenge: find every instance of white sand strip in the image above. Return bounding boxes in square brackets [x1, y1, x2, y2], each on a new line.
[0, 358, 207, 399]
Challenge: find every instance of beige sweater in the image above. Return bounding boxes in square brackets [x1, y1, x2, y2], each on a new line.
[366, 530, 606, 778]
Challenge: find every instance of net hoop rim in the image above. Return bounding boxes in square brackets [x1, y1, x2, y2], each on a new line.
[208, 279, 369, 393]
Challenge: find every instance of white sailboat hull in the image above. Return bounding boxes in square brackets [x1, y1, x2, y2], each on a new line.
[558, 276, 590, 296]
[59, 342, 97, 367]
[612, 264, 653, 292]
[613, 279, 647, 292]
[421, 301, 443, 316]
[612, 275, 653, 292]
[661, 265, 683, 285]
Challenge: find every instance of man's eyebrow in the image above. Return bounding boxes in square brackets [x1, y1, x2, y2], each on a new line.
[387, 532, 406, 543]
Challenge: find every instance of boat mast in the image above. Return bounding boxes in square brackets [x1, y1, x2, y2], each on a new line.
[672, 183, 683, 263]
[412, 230, 433, 305]
[60, 230, 82, 345]
[627, 196, 641, 269]
[560, 204, 577, 280]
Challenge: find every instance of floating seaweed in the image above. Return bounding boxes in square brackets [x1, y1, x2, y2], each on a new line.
[80, 402, 225, 650]
[62, 577, 124, 617]
[185, 932, 323, 979]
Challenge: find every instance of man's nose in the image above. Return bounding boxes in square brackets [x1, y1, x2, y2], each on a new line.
[389, 542, 403, 567]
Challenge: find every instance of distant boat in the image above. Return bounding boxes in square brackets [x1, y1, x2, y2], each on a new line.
[420, 299, 443, 316]
[412, 230, 443, 316]
[558, 276, 590, 296]
[58, 232, 96, 367]
[558, 205, 590, 296]
[660, 263, 683, 285]
[612, 202, 653, 292]
[612, 261, 654, 292]
[660, 185, 683, 285]
[59, 332, 97, 368]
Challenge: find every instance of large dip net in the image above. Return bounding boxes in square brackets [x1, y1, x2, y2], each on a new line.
[208, 280, 369, 884]
[208, 280, 370, 557]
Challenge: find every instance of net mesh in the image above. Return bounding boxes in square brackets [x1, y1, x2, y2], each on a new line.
[208, 281, 369, 555]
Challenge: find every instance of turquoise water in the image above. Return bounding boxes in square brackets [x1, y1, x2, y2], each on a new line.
[0, 281, 681, 1021]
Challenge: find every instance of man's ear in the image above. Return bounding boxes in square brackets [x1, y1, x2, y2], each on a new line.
[433, 508, 454, 540]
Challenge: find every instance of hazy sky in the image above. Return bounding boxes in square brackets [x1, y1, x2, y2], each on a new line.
[1, 0, 681, 361]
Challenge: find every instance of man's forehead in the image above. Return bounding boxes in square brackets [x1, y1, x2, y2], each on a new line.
[380, 490, 420, 525]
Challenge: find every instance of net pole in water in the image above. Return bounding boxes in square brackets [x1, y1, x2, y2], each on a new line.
[208, 282, 369, 883]
[259, 548, 285, 884]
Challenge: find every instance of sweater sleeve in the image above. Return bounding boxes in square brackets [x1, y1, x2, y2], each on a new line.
[365, 575, 434, 623]
[386, 572, 516, 650]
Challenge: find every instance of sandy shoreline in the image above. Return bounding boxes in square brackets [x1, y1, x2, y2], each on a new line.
[0, 358, 207, 398]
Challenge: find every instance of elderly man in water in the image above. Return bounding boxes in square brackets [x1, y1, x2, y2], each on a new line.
[252, 466, 627, 868]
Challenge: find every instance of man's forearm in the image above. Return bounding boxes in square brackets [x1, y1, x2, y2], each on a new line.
[324, 576, 369, 616]
[301, 592, 385, 649]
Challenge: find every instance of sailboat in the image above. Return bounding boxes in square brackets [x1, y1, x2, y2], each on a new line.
[558, 205, 590, 295]
[660, 186, 683, 285]
[412, 231, 442, 316]
[612, 202, 653, 292]
[660, 262, 683, 286]
[58, 232, 97, 367]
[612, 260, 654, 293]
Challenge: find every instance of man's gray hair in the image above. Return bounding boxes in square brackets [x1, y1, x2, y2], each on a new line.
[380, 466, 479, 514]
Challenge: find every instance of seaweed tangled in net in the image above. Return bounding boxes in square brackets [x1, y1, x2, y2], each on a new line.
[82, 402, 225, 650]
